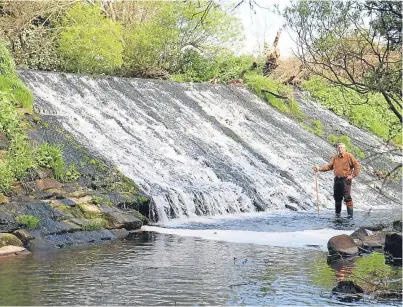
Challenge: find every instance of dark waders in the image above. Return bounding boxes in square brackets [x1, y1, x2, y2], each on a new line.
[333, 177, 353, 218]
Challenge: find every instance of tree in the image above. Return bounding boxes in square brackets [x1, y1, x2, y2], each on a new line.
[283, 0, 402, 123]
[122, 1, 244, 77]
[58, 2, 123, 74]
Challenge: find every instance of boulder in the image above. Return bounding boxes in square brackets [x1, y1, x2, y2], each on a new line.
[332, 281, 364, 301]
[0, 245, 30, 257]
[105, 211, 142, 230]
[350, 227, 369, 240]
[362, 232, 386, 249]
[13, 229, 35, 246]
[0, 193, 8, 205]
[392, 220, 402, 232]
[35, 179, 63, 191]
[0, 233, 23, 248]
[328, 234, 359, 257]
[384, 232, 402, 259]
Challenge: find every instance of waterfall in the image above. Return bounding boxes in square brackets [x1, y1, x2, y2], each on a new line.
[19, 70, 401, 223]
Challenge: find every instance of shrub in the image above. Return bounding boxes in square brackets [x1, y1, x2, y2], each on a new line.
[16, 215, 40, 229]
[0, 163, 13, 194]
[35, 143, 64, 180]
[58, 2, 123, 74]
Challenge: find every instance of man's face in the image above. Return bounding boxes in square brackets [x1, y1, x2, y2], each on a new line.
[337, 145, 346, 154]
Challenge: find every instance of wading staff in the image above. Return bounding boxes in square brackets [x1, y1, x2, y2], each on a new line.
[315, 171, 319, 215]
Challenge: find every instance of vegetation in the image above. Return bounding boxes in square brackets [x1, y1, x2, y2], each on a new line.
[303, 77, 402, 145]
[16, 215, 40, 229]
[283, 0, 402, 123]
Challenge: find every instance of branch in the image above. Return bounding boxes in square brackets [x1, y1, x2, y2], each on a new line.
[261, 88, 288, 99]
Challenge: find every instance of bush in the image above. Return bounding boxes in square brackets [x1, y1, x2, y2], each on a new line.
[35, 143, 64, 180]
[16, 215, 40, 229]
[302, 77, 402, 145]
[58, 2, 123, 74]
[6, 134, 37, 180]
[244, 72, 303, 117]
[0, 163, 13, 194]
[0, 97, 20, 138]
[0, 43, 33, 110]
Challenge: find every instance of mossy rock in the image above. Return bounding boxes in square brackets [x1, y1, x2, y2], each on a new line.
[0, 193, 9, 204]
[0, 233, 23, 248]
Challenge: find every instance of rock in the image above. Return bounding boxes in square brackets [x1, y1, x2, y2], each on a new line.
[35, 179, 63, 191]
[51, 199, 76, 207]
[0, 245, 30, 257]
[78, 203, 101, 214]
[350, 227, 369, 240]
[328, 234, 359, 258]
[363, 223, 387, 231]
[69, 196, 92, 205]
[384, 232, 402, 259]
[105, 211, 142, 230]
[68, 190, 88, 198]
[0, 132, 9, 150]
[392, 220, 402, 232]
[332, 281, 364, 294]
[35, 168, 53, 180]
[13, 229, 35, 245]
[110, 228, 130, 239]
[0, 193, 8, 204]
[362, 232, 386, 249]
[0, 233, 23, 248]
[285, 204, 298, 211]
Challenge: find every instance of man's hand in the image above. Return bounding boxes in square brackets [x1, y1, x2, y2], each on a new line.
[313, 166, 319, 173]
[347, 175, 353, 180]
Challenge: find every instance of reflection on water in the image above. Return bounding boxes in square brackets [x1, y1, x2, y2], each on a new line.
[0, 231, 401, 306]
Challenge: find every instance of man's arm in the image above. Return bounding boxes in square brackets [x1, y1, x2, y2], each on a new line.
[350, 153, 360, 178]
[313, 157, 334, 172]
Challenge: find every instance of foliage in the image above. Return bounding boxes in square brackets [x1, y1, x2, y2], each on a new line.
[122, 1, 243, 76]
[82, 218, 107, 230]
[303, 76, 402, 145]
[35, 143, 64, 180]
[0, 44, 33, 110]
[283, 0, 402, 123]
[58, 2, 123, 74]
[0, 97, 20, 138]
[243, 72, 303, 118]
[63, 164, 80, 182]
[6, 134, 37, 180]
[327, 134, 365, 159]
[303, 119, 323, 137]
[11, 25, 61, 71]
[16, 215, 40, 229]
[0, 163, 13, 194]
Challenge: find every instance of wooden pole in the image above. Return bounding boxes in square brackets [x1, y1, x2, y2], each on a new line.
[315, 172, 320, 215]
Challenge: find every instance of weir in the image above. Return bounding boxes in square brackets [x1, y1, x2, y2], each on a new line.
[19, 70, 401, 223]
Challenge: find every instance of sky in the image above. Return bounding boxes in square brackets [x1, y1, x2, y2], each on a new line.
[230, 0, 296, 58]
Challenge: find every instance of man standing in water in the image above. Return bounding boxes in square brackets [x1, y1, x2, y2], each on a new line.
[313, 143, 361, 218]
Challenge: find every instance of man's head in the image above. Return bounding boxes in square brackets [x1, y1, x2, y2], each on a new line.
[336, 142, 346, 155]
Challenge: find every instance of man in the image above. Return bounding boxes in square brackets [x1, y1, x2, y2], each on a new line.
[313, 143, 360, 218]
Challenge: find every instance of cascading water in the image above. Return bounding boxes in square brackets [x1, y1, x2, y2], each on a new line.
[19, 70, 401, 224]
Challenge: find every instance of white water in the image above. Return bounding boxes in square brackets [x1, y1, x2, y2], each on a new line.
[142, 225, 352, 251]
[19, 71, 401, 224]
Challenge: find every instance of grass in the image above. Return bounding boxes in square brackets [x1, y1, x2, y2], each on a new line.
[16, 215, 40, 229]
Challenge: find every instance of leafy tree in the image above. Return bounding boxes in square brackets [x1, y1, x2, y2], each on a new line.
[122, 1, 244, 77]
[283, 0, 402, 123]
[58, 2, 123, 74]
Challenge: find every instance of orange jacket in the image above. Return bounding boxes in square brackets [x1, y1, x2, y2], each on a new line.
[319, 152, 360, 178]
